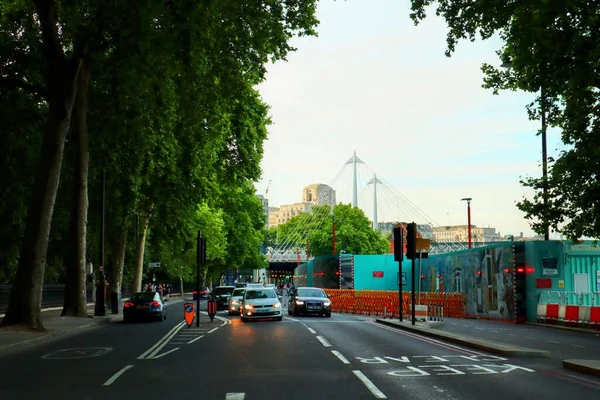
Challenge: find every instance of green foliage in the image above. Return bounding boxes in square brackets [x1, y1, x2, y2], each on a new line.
[409, 1, 600, 239]
[277, 204, 389, 257]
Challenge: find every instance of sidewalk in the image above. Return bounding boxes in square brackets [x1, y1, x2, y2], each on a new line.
[375, 317, 600, 378]
[0, 305, 122, 357]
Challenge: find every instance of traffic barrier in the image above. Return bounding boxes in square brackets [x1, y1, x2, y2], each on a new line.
[536, 291, 600, 329]
[323, 289, 465, 320]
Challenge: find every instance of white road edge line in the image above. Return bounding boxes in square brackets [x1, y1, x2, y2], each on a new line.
[152, 347, 180, 359]
[103, 365, 134, 386]
[285, 317, 299, 321]
[225, 393, 245, 400]
[199, 311, 230, 323]
[187, 335, 205, 344]
[331, 350, 350, 365]
[147, 323, 186, 359]
[316, 335, 331, 347]
[138, 322, 185, 359]
[307, 327, 317, 334]
[352, 370, 387, 399]
[208, 327, 219, 334]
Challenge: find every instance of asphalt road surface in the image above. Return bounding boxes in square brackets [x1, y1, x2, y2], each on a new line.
[1, 299, 600, 399]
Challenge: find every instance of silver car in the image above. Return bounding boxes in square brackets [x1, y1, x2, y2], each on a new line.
[240, 288, 282, 322]
[227, 288, 246, 315]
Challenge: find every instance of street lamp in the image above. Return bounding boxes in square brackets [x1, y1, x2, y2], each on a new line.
[501, 56, 549, 241]
[461, 198, 472, 249]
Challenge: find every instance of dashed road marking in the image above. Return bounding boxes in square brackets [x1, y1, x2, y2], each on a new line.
[188, 335, 205, 344]
[316, 335, 331, 347]
[225, 393, 245, 400]
[103, 365, 133, 386]
[546, 340, 560, 344]
[208, 327, 219, 334]
[353, 370, 387, 399]
[307, 327, 317, 334]
[571, 344, 585, 348]
[332, 350, 350, 365]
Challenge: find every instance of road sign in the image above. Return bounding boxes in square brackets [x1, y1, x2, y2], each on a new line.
[184, 303, 195, 327]
[148, 262, 161, 268]
[416, 238, 431, 251]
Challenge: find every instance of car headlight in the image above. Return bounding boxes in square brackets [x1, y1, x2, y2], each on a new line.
[244, 304, 253, 310]
[295, 300, 304, 305]
[273, 303, 280, 308]
[324, 301, 331, 307]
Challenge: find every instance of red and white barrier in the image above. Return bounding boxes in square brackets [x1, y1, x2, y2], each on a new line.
[537, 291, 600, 328]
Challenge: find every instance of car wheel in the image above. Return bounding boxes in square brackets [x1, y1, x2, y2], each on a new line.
[163, 312, 167, 320]
[241, 316, 247, 323]
[325, 313, 331, 318]
[276, 316, 283, 321]
[288, 308, 292, 315]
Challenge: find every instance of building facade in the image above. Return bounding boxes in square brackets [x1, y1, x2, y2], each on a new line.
[255, 194, 269, 228]
[268, 183, 336, 227]
[431, 225, 503, 243]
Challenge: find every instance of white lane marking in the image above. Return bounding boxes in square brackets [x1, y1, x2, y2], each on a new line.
[571, 344, 585, 348]
[208, 327, 219, 334]
[546, 340, 560, 344]
[316, 335, 332, 347]
[352, 370, 387, 399]
[188, 335, 205, 344]
[138, 322, 185, 359]
[525, 337, 536, 340]
[103, 365, 134, 386]
[370, 321, 483, 356]
[285, 317, 299, 321]
[152, 347, 180, 359]
[225, 394, 245, 400]
[199, 311, 230, 323]
[332, 350, 351, 365]
[307, 327, 317, 334]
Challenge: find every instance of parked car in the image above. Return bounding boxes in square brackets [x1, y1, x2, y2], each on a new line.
[212, 286, 236, 310]
[123, 292, 168, 322]
[227, 288, 246, 315]
[193, 287, 210, 300]
[240, 288, 282, 322]
[288, 287, 331, 317]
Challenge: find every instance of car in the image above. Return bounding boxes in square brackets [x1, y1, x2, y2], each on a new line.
[288, 287, 331, 317]
[193, 287, 210, 300]
[212, 286, 236, 310]
[240, 288, 282, 322]
[227, 288, 246, 315]
[245, 283, 264, 288]
[123, 291, 168, 322]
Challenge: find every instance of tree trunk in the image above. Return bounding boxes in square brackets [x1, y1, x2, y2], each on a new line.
[132, 215, 150, 293]
[62, 61, 91, 318]
[179, 275, 184, 299]
[1, 1, 83, 329]
[108, 232, 127, 302]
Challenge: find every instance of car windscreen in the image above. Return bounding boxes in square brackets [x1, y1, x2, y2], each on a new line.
[245, 290, 276, 299]
[232, 289, 245, 297]
[131, 293, 156, 302]
[297, 289, 326, 298]
[215, 287, 234, 295]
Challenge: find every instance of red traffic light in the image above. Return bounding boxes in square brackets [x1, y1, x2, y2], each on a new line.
[420, 274, 425, 279]
[516, 267, 525, 273]
[476, 270, 482, 276]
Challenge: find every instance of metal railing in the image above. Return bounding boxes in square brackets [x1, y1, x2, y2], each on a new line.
[0, 284, 65, 315]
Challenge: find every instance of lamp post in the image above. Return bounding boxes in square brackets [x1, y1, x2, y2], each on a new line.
[501, 57, 549, 241]
[461, 198, 472, 249]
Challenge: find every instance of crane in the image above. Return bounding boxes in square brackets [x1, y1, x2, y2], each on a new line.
[265, 179, 272, 198]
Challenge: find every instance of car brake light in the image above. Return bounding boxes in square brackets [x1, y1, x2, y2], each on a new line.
[150, 301, 160, 307]
[124, 302, 134, 308]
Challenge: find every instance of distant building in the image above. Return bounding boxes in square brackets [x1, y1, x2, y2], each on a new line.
[268, 183, 336, 227]
[431, 225, 503, 243]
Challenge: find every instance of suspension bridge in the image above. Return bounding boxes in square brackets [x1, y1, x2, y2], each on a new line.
[265, 151, 468, 265]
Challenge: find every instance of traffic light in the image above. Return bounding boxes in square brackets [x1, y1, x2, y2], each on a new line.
[406, 222, 416, 260]
[393, 226, 404, 262]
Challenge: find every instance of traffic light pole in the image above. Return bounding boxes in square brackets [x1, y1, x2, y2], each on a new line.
[393, 226, 403, 322]
[407, 222, 417, 326]
[418, 250, 422, 305]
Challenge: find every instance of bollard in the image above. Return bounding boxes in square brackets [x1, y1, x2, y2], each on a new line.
[439, 304, 444, 321]
[383, 306, 387, 319]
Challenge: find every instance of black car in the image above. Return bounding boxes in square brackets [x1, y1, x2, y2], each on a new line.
[288, 287, 331, 317]
[212, 286, 236, 310]
[123, 292, 168, 322]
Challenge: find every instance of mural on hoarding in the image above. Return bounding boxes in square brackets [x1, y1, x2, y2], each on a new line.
[426, 244, 515, 320]
[312, 256, 340, 289]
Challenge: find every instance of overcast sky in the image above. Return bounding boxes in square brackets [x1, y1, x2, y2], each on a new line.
[254, 0, 564, 238]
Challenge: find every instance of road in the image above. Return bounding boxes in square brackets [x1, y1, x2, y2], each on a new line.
[1, 298, 599, 399]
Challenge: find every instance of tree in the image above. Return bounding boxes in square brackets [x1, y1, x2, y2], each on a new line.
[409, 1, 600, 239]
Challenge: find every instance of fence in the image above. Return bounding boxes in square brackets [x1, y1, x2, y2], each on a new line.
[0, 284, 66, 315]
[323, 289, 466, 319]
[536, 291, 600, 329]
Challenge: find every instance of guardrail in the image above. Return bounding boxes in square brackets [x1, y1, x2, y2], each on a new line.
[0, 284, 66, 315]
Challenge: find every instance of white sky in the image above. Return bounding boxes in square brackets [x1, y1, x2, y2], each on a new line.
[254, 0, 564, 238]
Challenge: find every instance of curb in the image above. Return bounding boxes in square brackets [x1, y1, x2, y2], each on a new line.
[375, 318, 550, 357]
[562, 359, 600, 378]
